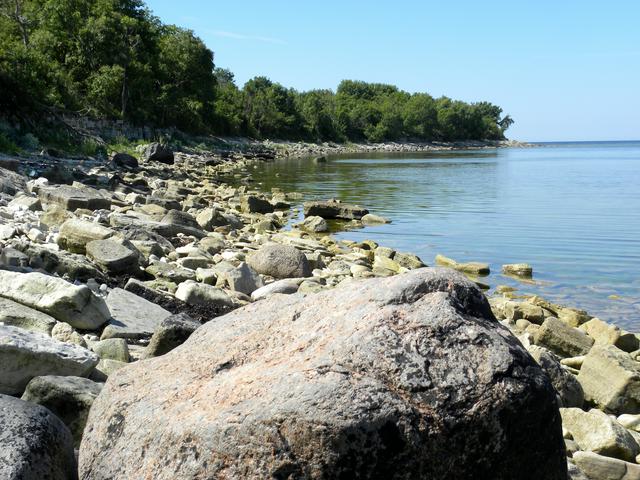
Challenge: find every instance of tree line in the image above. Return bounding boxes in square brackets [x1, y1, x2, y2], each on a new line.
[0, 0, 513, 143]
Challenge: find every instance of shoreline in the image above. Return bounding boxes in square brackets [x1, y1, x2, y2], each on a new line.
[0, 140, 637, 477]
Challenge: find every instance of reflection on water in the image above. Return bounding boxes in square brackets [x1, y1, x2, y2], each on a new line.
[247, 142, 640, 330]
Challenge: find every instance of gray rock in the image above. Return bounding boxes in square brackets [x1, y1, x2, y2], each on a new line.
[295, 215, 328, 233]
[0, 297, 57, 335]
[174, 281, 234, 308]
[303, 200, 369, 220]
[7, 194, 42, 212]
[561, 408, 639, 461]
[158, 209, 206, 238]
[51, 322, 87, 347]
[39, 185, 111, 211]
[21, 375, 103, 447]
[0, 393, 77, 480]
[572, 451, 640, 480]
[0, 166, 27, 195]
[57, 218, 114, 254]
[195, 208, 228, 231]
[146, 260, 196, 283]
[101, 288, 172, 341]
[534, 316, 594, 358]
[528, 345, 584, 407]
[578, 345, 640, 414]
[247, 243, 312, 279]
[79, 268, 567, 480]
[143, 143, 174, 164]
[250, 278, 301, 301]
[91, 338, 130, 362]
[361, 213, 391, 225]
[86, 238, 140, 274]
[0, 325, 98, 395]
[143, 313, 201, 358]
[90, 359, 128, 382]
[16, 242, 105, 282]
[0, 246, 29, 267]
[0, 270, 110, 330]
[502, 263, 533, 277]
[217, 262, 263, 295]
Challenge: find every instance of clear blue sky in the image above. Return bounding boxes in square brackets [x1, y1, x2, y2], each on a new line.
[146, 0, 639, 141]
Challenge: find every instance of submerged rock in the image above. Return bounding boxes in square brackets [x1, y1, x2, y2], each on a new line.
[502, 263, 533, 277]
[0, 394, 77, 480]
[79, 268, 566, 479]
[303, 200, 369, 220]
[435, 253, 490, 275]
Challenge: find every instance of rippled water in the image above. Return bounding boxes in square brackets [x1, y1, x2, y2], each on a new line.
[246, 142, 640, 330]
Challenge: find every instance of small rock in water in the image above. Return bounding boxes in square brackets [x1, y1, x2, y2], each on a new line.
[502, 263, 533, 277]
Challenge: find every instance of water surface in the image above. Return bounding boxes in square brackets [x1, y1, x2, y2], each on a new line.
[247, 142, 640, 330]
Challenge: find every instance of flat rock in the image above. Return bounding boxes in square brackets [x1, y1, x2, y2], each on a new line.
[0, 393, 77, 480]
[0, 270, 110, 329]
[561, 408, 639, 461]
[21, 375, 103, 447]
[0, 297, 57, 335]
[86, 238, 140, 274]
[0, 325, 98, 395]
[578, 345, 640, 414]
[39, 185, 111, 211]
[174, 281, 234, 308]
[572, 451, 640, 480]
[435, 253, 490, 275]
[79, 268, 567, 480]
[502, 263, 533, 277]
[303, 200, 369, 220]
[101, 288, 172, 340]
[534, 316, 594, 358]
[57, 218, 114, 254]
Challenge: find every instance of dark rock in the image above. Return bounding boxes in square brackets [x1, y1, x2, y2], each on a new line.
[0, 393, 78, 480]
[143, 143, 174, 164]
[143, 313, 201, 358]
[241, 195, 275, 214]
[21, 375, 103, 447]
[79, 268, 567, 480]
[0, 167, 27, 195]
[303, 200, 369, 220]
[111, 152, 139, 169]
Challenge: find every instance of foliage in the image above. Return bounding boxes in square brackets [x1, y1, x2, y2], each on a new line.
[0, 0, 513, 145]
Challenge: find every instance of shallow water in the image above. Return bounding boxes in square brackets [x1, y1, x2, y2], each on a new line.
[247, 141, 640, 330]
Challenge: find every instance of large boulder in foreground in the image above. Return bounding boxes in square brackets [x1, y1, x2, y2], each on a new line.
[0, 271, 111, 330]
[0, 394, 77, 480]
[80, 268, 567, 480]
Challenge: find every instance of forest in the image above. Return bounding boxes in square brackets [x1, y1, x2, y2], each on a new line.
[0, 0, 513, 145]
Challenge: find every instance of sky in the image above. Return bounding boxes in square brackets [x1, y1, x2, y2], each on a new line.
[146, 0, 640, 142]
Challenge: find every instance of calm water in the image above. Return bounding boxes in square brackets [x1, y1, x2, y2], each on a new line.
[246, 142, 640, 330]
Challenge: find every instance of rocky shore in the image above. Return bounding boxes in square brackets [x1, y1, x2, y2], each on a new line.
[0, 140, 635, 479]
